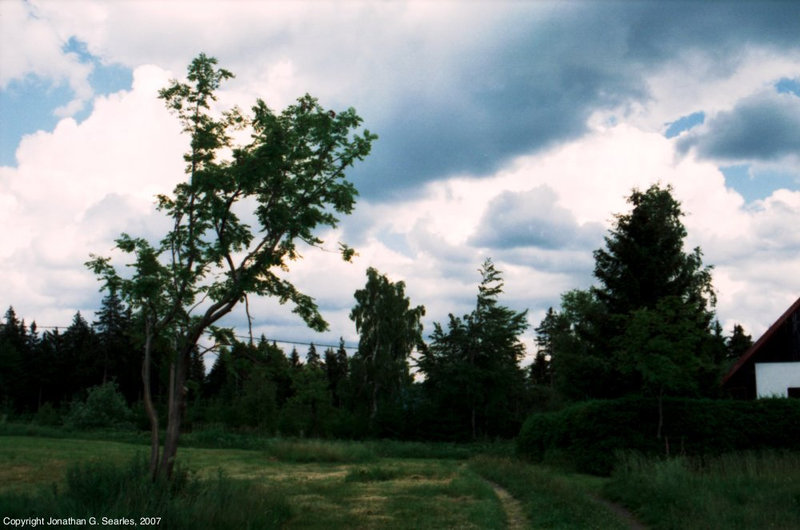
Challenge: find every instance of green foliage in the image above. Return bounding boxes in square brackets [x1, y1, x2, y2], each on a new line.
[86, 53, 375, 477]
[280, 363, 335, 437]
[538, 184, 725, 404]
[593, 183, 715, 315]
[419, 259, 528, 439]
[349, 267, 425, 432]
[517, 396, 800, 475]
[64, 382, 134, 431]
[538, 289, 624, 400]
[33, 402, 62, 427]
[725, 323, 753, 362]
[605, 452, 800, 530]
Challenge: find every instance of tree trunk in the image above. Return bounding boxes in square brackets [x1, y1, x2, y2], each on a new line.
[656, 387, 664, 440]
[471, 406, 477, 441]
[368, 331, 380, 427]
[370, 381, 380, 423]
[142, 321, 160, 480]
[159, 347, 188, 479]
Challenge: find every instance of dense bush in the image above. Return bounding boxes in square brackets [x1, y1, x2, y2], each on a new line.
[63, 382, 134, 430]
[517, 396, 800, 475]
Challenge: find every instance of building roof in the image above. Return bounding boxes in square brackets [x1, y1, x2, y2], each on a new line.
[723, 296, 800, 385]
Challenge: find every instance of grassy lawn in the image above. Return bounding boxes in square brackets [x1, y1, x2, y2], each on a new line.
[0, 435, 506, 529]
[0, 436, 141, 494]
[469, 456, 631, 530]
[11, 434, 795, 529]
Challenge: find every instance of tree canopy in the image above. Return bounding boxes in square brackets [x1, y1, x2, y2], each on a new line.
[536, 184, 726, 411]
[349, 267, 425, 432]
[419, 259, 529, 439]
[86, 53, 376, 478]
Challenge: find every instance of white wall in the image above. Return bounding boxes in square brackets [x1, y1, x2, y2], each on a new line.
[755, 362, 800, 398]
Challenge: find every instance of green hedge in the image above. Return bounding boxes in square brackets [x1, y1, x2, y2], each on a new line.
[517, 396, 800, 475]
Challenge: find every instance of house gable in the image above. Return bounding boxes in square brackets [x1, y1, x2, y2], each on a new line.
[723, 296, 800, 399]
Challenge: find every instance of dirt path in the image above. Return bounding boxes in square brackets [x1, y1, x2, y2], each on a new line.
[589, 494, 648, 530]
[485, 479, 646, 530]
[486, 481, 529, 530]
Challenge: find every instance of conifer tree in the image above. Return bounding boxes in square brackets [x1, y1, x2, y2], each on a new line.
[420, 259, 528, 439]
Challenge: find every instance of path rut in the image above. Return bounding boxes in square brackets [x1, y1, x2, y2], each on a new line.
[589, 494, 649, 530]
[486, 481, 529, 530]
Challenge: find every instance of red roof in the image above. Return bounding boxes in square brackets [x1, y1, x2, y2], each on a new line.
[722, 296, 800, 385]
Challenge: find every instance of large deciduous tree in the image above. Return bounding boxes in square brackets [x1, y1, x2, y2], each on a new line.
[87, 54, 375, 479]
[349, 267, 425, 433]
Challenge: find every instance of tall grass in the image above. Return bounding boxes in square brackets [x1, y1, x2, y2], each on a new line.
[469, 456, 630, 529]
[605, 451, 800, 530]
[0, 456, 291, 529]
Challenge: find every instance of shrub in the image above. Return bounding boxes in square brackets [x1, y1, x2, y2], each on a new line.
[517, 396, 800, 475]
[34, 402, 62, 426]
[64, 382, 134, 430]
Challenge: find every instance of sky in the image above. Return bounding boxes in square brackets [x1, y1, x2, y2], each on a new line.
[1, 0, 800, 362]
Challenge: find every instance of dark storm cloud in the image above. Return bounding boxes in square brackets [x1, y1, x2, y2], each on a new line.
[470, 186, 604, 251]
[677, 92, 800, 162]
[349, 2, 800, 200]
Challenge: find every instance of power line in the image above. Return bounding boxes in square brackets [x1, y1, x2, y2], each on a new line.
[231, 334, 359, 351]
[30, 325, 359, 351]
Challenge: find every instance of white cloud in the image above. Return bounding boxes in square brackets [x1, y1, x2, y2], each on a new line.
[0, 0, 94, 115]
[2, 0, 799, 358]
[0, 64, 184, 322]
[621, 46, 800, 134]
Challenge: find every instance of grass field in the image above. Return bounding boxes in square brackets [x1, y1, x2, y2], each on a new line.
[0, 434, 630, 529]
[3, 433, 799, 529]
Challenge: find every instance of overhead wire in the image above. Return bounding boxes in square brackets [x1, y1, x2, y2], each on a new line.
[30, 325, 359, 351]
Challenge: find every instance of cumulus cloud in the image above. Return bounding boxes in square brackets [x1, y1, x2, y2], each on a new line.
[677, 91, 800, 164]
[470, 186, 605, 250]
[0, 64, 183, 324]
[2, 0, 800, 352]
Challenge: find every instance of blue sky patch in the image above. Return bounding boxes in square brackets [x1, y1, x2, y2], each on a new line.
[721, 164, 798, 202]
[0, 78, 77, 166]
[0, 38, 132, 167]
[775, 77, 800, 97]
[664, 111, 705, 138]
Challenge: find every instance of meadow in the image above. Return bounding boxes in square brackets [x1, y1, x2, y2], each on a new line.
[1, 429, 799, 529]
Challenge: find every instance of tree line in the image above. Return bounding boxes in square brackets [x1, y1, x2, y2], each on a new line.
[0, 185, 754, 442]
[0, 257, 535, 441]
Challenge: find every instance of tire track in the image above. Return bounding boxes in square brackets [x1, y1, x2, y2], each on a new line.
[486, 480, 529, 530]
